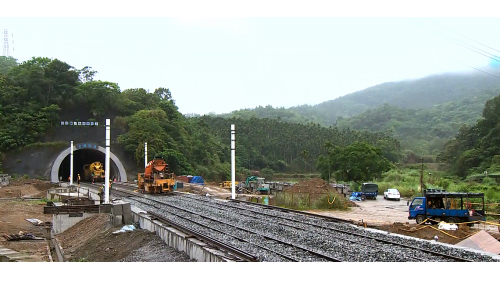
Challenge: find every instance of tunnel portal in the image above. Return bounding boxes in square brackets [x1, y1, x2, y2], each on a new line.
[50, 144, 128, 183]
[58, 149, 119, 182]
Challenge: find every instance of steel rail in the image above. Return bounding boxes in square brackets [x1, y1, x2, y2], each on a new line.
[146, 211, 258, 262]
[83, 183, 473, 262]
[174, 196, 428, 262]
[128, 197, 296, 262]
[79, 182, 258, 262]
[127, 196, 342, 262]
[230, 198, 353, 224]
[226, 198, 475, 262]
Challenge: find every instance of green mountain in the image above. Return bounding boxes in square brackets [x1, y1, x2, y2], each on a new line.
[335, 89, 499, 156]
[219, 69, 500, 157]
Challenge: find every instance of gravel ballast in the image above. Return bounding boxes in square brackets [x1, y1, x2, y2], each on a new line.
[123, 194, 499, 262]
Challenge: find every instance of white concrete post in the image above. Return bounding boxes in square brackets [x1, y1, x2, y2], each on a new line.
[145, 142, 148, 168]
[105, 119, 110, 204]
[231, 124, 236, 200]
[70, 141, 74, 186]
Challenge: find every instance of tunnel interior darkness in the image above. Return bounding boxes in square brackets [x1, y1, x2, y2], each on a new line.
[58, 149, 119, 182]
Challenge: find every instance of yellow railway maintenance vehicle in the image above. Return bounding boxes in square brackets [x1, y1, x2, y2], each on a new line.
[138, 157, 175, 194]
[83, 162, 105, 182]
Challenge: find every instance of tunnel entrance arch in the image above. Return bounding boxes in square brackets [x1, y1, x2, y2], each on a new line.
[51, 144, 128, 183]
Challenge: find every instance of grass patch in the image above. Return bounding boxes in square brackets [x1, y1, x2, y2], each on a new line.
[271, 191, 350, 211]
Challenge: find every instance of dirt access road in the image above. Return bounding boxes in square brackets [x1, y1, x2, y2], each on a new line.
[314, 195, 409, 226]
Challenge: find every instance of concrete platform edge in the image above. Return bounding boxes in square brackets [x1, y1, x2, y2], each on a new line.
[132, 209, 232, 262]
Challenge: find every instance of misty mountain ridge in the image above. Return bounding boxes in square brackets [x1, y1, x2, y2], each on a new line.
[205, 68, 500, 157]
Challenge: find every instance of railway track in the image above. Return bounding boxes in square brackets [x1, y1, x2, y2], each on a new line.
[77, 182, 498, 262]
[125, 196, 341, 262]
[175, 196, 477, 262]
[77, 182, 257, 262]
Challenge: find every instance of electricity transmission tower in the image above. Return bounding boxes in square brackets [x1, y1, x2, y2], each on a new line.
[3, 29, 10, 57]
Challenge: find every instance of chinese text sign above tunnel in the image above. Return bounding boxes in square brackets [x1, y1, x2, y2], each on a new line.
[60, 121, 99, 126]
[77, 143, 98, 149]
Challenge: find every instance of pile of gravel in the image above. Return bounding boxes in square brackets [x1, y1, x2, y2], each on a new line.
[118, 236, 195, 262]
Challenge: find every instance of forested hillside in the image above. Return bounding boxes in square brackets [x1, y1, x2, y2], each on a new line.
[217, 70, 500, 158]
[335, 89, 499, 156]
[0, 56, 401, 181]
[438, 93, 500, 178]
[200, 116, 401, 174]
[222, 70, 500, 126]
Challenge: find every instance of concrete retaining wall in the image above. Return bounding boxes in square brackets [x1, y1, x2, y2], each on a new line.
[52, 213, 100, 234]
[131, 207, 231, 262]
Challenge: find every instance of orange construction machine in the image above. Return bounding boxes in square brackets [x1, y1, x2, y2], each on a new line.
[137, 157, 175, 194]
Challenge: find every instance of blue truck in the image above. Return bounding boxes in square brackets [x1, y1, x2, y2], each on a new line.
[407, 189, 486, 225]
[361, 182, 378, 200]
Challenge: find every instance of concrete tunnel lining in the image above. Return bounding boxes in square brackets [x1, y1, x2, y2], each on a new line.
[50, 145, 128, 183]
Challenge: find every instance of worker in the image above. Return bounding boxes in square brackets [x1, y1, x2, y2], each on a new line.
[77, 174, 81, 185]
[98, 184, 104, 204]
[68, 176, 71, 183]
[428, 199, 436, 209]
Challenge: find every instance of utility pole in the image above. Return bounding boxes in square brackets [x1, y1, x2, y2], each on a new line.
[420, 158, 424, 195]
[144, 142, 148, 168]
[104, 119, 110, 204]
[231, 124, 236, 200]
[70, 141, 74, 186]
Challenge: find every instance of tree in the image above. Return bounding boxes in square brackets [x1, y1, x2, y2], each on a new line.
[324, 141, 333, 183]
[0, 56, 18, 75]
[301, 150, 309, 175]
[320, 141, 392, 183]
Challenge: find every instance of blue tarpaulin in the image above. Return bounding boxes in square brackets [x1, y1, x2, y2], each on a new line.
[190, 176, 205, 185]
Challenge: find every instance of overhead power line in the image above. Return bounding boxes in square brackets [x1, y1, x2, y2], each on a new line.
[425, 19, 500, 55]
[405, 18, 500, 80]
[454, 61, 500, 80]
[406, 18, 500, 63]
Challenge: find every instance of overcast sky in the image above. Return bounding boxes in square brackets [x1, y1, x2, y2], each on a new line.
[2, 1, 500, 115]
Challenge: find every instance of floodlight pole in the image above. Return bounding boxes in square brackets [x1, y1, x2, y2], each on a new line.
[70, 141, 74, 186]
[105, 119, 110, 204]
[145, 142, 148, 168]
[231, 124, 236, 200]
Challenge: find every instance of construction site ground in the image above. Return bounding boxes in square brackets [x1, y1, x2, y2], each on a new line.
[1, 179, 499, 262]
[0, 179, 192, 262]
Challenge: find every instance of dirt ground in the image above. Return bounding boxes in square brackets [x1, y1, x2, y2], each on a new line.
[0, 179, 54, 262]
[313, 194, 500, 244]
[0, 179, 192, 262]
[57, 214, 193, 262]
[0, 179, 55, 198]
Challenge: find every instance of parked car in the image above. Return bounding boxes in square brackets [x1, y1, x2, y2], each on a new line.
[384, 189, 400, 200]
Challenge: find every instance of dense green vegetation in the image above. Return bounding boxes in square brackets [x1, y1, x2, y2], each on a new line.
[222, 71, 500, 125]
[0, 56, 401, 182]
[335, 89, 499, 156]
[199, 116, 400, 175]
[374, 166, 500, 214]
[218, 71, 500, 157]
[316, 142, 392, 183]
[437, 93, 500, 178]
